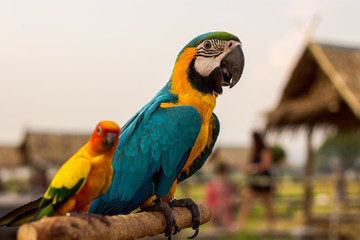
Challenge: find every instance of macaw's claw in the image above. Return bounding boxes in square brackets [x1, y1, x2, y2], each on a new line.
[188, 228, 199, 239]
[141, 202, 178, 239]
[168, 198, 200, 239]
[172, 223, 180, 235]
[68, 212, 110, 226]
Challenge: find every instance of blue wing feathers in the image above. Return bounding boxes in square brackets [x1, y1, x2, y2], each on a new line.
[89, 87, 202, 214]
[177, 113, 220, 183]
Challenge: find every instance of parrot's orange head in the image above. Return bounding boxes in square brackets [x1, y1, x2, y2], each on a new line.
[89, 120, 121, 154]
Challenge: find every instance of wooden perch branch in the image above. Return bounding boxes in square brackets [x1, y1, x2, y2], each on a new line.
[17, 202, 211, 240]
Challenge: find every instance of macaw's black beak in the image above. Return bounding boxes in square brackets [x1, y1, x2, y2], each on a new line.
[103, 132, 117, 150]
[220, 45, 245, 88]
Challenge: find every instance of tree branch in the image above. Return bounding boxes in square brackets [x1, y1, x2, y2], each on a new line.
[17, 202, 211, 240]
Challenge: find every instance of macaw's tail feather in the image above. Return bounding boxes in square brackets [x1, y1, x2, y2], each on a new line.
[0, 197, 42, 227]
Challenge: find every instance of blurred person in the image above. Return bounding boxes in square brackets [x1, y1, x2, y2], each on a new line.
[237, 131, 275, 232]
[205, 162, 237, 231]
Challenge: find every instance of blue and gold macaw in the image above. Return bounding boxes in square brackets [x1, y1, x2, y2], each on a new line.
[89, 32, 244, 238]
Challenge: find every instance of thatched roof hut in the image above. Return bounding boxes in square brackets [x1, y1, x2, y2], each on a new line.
[266, 41, 360, 225]
[0, 131, 90, 169]
[267, 42, 360, 131]
[0, 146, 23, 169]
[20, 131, 89, 169]
[0, 131, 91, 192]
[206, 146, 249, 170]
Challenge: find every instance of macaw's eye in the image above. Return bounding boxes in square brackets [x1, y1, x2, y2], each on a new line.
[204, 40, 212, 49]
[97, 126, 103, 136]
[228, 42, 233, 48]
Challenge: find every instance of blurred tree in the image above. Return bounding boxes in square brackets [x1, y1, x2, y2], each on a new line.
[269, 145, 287, 187]
[316, 133, 360, 202]
[316, 133, 360, 173]
[270, 145, 286, 165]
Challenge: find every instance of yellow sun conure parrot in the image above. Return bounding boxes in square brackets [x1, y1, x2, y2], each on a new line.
[89, 31, 245, 239]
[0, 120, 121, 226]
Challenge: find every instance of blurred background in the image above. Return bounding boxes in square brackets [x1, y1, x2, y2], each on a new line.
[1, 0, 360, 239]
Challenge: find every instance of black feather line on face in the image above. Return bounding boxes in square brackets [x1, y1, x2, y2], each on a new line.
[187, 58, 223, 95]
[196, 51, 223, 58]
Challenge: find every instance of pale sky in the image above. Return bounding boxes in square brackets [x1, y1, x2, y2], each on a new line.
[1, 1, 359, 165]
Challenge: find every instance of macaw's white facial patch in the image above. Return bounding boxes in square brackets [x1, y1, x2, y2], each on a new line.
[194, 40, 241, 77]
[194, 56, 221, 77]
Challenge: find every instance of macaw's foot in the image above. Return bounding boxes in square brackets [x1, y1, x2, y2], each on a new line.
[168, 198, 200, 239]
[141, 202, 179, 239]
[67, 212, 110, 226]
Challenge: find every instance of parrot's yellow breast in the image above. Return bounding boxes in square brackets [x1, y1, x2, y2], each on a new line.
[161, 47, 217, 171]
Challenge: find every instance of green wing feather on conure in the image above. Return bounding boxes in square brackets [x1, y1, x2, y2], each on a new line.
[34, 178, 85, 220]
[0, 178, 86, 227]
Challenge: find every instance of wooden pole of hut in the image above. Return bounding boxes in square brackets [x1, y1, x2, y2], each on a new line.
[303, 127, 314, 225]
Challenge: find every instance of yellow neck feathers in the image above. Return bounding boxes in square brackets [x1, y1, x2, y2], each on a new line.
[161, 47, 217, 120]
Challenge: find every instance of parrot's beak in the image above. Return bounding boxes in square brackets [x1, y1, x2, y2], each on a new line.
[103, 132, 117, 150]
[220, 45, 244, 88]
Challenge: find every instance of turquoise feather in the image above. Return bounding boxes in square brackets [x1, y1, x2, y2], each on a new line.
[89, 81, 203, 214]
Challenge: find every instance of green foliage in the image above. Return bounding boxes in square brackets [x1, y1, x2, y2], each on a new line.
[318, 133, 360, 159]
[235, 231, 262, 240]
[316, 133, 360, 172]
[270, 145, 286, 164]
